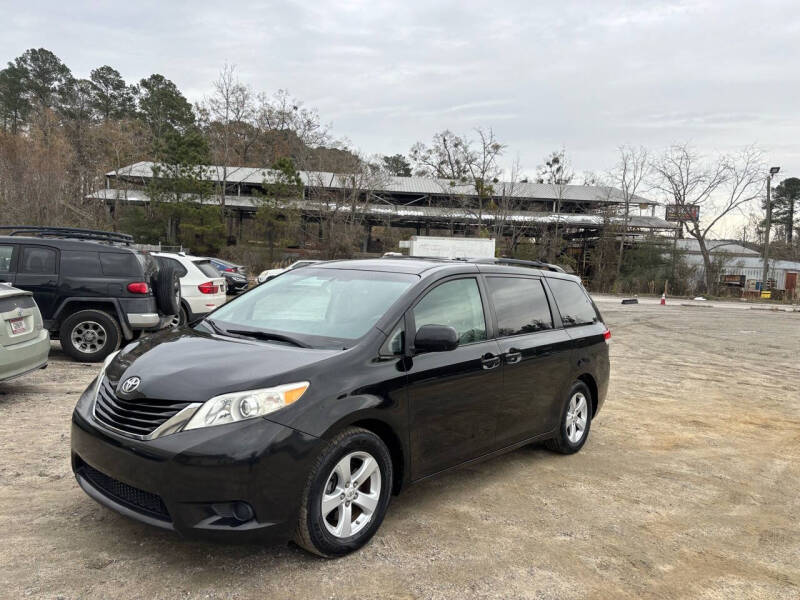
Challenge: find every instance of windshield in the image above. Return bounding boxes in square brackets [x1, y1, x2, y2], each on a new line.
[205, 267, 416, 348]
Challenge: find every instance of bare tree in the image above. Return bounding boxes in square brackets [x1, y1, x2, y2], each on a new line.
[410, 128, 505, 233]
[255, 89, 331, 170]
[612, 145, 650, 277]
[490, 157, 528, 252]
[537, 148, 573, 262]
[651, 143, 765, 293]
[197, 64, 255, 222]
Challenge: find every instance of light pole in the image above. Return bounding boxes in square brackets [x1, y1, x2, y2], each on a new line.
[760, 166, 781, 295]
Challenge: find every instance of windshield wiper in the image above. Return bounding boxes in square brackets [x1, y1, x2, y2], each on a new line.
[203, 318, 228, 336]
[225, 329, 311, 348]
[203, 318, 311, 348]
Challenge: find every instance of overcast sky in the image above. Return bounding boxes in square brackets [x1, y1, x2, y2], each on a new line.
[2, 0, 799, 234]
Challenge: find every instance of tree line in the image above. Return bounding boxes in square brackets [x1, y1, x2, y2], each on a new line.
[1, 48, 798, 294]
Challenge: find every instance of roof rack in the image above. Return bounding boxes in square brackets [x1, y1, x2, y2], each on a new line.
[469, 257, 565, 273]
[380, 253, 565, 272]
[0, 226, 134, 245]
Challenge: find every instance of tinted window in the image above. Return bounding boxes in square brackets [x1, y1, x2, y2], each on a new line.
[547, 279, 598, 327]
[155, 256, 188, 278]
[21, 246, 57, 274]
[193, 260, 220, 278]
[413, 278, 486, 344]
[60, 251, 101, 276]
[0, 246, 13, 273]
[100, 252, 141, 277]
[487, 277, 553, 336]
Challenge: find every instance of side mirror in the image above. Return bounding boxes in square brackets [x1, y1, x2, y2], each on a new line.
[413, 324, 459, 353]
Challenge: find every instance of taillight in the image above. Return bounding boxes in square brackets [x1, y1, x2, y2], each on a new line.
[224, 267, 235, 272]
[603, 329, 612, 341]
[127, 282, 149, 294]
[198, 281, 219, 294]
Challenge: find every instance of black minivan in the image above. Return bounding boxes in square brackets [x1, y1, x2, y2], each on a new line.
[71, 257, 610, 557]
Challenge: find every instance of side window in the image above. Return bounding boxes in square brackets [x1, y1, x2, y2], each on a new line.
[487, 277, 553, 336]
[547, 279, 598, 327]
[100, 252, 140, 277]
[0, 245, 14, 273]
[21, 246, 57, 274]
[156, 256, 188, 278]
[60, 251, 101, 276]
[413, 278, 486, 344]
[380, 321, 405, 356]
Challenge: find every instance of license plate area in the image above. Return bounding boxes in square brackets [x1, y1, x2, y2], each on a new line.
[9, 317, 28, 335]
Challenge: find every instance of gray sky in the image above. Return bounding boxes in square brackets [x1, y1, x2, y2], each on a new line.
[3, 0, 799, 234]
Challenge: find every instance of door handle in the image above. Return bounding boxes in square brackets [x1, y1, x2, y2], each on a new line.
[504, 348, 522, 365]
[481, 353, 501, 370]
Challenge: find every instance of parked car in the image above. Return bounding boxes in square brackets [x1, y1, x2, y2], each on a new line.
[205, 258, 249, 294]
[257, 259, 323, 284]
[0, 283, 49, 382]
[0, 226, 181, 362]
[152, 253, 227, 327]
[71, 257, 609, 557]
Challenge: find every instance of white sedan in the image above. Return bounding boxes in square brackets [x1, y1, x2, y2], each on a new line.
[257, 260, 323, 284]
[152, 253, 227, 326]
[0, 283, 49, 382]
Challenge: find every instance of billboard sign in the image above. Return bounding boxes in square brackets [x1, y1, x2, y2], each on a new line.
[665, 204, 699, 222]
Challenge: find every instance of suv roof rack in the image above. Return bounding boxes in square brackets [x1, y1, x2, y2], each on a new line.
[0, 226, 134, 245]
[469, 257, 565, 273]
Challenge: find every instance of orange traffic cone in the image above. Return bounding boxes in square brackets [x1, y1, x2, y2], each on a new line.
[660, 293, 666, 305]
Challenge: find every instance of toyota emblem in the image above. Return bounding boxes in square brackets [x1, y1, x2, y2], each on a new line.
[120, 376, 141, 394]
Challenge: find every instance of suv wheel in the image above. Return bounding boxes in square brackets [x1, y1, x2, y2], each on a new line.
[295, 427, 393, 557]
[59, 309, 121, 363]
[169, 306, 188, 328]
[546, 381, 593, 454]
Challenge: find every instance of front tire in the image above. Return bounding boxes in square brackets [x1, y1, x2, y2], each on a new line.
[59, 309, 121, 362]
[295, 427, 393, 558]
[545, 381, 593, 454]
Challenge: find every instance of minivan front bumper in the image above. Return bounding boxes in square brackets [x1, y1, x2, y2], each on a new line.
[70, 382, 323, 543]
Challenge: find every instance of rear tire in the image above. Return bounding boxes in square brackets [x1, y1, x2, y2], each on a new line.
[295, 427, 393, 558]
[168, 306, 188, 328]
[59, 309, 121, 363]
[545, 381, 593, 455]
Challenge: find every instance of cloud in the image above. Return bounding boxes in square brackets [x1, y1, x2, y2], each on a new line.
[1, 0, 798, 197]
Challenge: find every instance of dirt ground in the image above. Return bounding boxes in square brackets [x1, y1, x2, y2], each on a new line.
[1, 302, 798, 599]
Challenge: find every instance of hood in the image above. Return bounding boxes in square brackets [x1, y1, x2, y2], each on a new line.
[106, 328, 340, 403]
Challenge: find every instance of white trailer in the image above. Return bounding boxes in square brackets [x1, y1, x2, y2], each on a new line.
[398, 236, 496, 259]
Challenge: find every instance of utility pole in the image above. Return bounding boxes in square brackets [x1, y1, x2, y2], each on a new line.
[760, 166, 781, 294]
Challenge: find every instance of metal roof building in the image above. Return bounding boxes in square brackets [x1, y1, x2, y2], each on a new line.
[91, 161, 675, 233]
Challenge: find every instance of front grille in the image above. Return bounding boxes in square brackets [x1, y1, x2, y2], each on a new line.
[77, 459, 170, 521]
[0, 295, 35, 313]
[94, 376, 193, 437]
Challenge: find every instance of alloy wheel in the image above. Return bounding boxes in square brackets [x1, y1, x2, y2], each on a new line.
[321, 451, 381, 538]
[565, 392, 589, 444]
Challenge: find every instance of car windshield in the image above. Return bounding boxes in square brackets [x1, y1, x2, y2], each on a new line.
[203, 267, 416, 348]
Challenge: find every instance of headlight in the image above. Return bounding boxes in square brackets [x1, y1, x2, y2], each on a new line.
[94, 350, 120, 399]
[183, 382, 309, 431]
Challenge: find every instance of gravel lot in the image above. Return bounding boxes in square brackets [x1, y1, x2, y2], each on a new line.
[1, 302, 798, 599]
